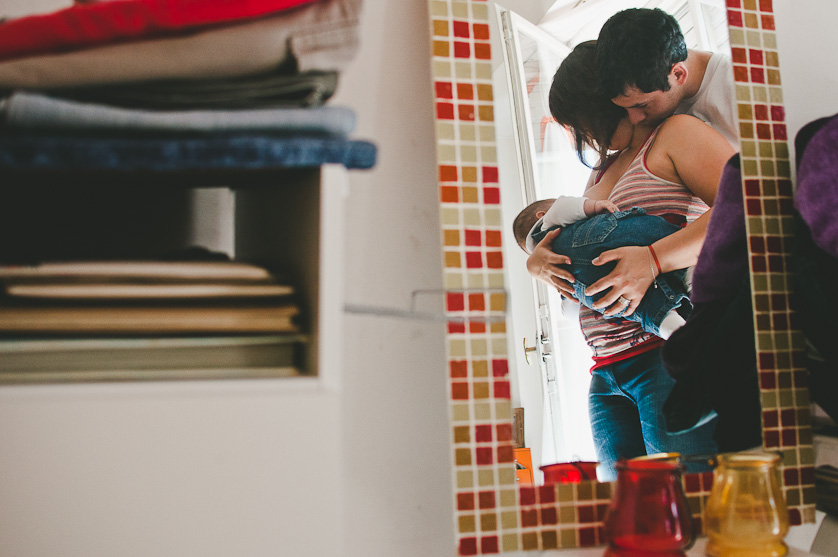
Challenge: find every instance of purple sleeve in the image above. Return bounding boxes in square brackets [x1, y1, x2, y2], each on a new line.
[691, 155, 749, 304]
[796, 114, 838, 258]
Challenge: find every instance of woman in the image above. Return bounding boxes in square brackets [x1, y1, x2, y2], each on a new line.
[531, 41, 735, 480]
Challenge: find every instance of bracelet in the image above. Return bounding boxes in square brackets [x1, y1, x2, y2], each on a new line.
[648, 244, 662, 275]
[647, 246, 660, 289]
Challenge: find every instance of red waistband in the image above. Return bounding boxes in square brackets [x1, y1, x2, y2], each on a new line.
[589, 337, 664, 372]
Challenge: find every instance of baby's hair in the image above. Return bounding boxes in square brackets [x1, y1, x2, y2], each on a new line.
[513, 199, 556, 252]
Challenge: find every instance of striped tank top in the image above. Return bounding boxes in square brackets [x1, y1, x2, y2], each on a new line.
[580, 124, 710, 360]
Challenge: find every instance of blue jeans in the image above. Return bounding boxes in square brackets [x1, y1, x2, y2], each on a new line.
[588, 348, 718, 481]
[532, 208, 690, 337]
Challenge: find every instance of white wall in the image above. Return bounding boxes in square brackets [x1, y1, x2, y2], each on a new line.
[0, 2, 456, 557]
[335, 0, 456, 555]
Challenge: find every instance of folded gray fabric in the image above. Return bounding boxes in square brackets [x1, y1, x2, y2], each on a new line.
[0, 0, 362, 89]
[1, 91, 356, 135]
[39, 70, 339, 110]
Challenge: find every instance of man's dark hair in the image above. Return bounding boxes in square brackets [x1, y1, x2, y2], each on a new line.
[549, 41, 626, 168]
[595, 8, 688, 99]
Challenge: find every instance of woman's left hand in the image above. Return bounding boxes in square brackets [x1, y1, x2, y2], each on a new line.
[585, 245, 654, 317]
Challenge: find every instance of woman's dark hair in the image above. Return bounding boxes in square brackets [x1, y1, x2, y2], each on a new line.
[595, 8, 688, 99]
[548, 40, 626, 168]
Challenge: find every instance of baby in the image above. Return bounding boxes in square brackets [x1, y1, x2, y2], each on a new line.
[513, 195, 691, 339]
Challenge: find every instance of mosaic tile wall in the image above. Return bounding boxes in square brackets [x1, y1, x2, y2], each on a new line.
[428, 0, 815, 554]
[726, 0, 816, 524]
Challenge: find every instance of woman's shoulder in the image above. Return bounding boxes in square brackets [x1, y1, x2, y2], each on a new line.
[655, 113, 726, 152]
[658, 113, 709, 135]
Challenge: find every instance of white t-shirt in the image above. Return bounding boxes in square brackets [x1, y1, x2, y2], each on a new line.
[675, 53, 738, 149]
[524, 195, 587, 253]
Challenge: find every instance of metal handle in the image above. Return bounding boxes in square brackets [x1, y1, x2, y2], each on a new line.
[523, 338, 537, 365]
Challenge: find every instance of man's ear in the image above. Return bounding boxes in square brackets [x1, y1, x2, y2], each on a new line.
[670, 61, 688, 86]
[536, 210, 546, 219]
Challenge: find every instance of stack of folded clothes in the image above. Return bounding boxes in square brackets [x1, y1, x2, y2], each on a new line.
[0, 0, 376, 174]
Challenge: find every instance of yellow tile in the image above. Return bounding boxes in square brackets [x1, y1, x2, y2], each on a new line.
[479, 124, 496, 142]
[473, 381, 490, 399]
[767, 69, 781, 85]
[459, 514, 476, 533]
[500, 489, 517, 508]
[740, 140, 757, 157]
[445, 251, 462, 268]
[445, 273, 464, 289]
[485, 208, 503, 226]
[452, 403, 470, 422]
[476, 62, 492, 80]
[462, 166, 478, 182]
[433, 40, 450, 58]
[460, 123, 476, 141]
[738, 103, 753, 121]
[491, 338, 508, 355]
[438, 144, 457, 162]
[464, 208, 482, 225]
[490, 321, 506, 333]
[448, 339, 467, 357]
[487, 271, 505, 288]
[499, 467, 516, 485]
[478, 469, 495, 486]
[473, 359, 488, 377]
[475, 403, 491, 420]
[478, 105, 495, 122]
[462, 186, 479, 203]
[480, 513, 498, 531]
[472, 2, 488, 20]
[460, 145, 478, 162]
[432, 19, 449, 37]
[444, 229, 460, 246]
[502, 534, 519, 551]
[452, 2, 468, 18]
[455, 62, 472, 79]
[430, 1, 448, 17]
[458, 470, 474, 488]
[466, 274, 485, 289]
[744, 12, 758, 28]
[455, 448, 472, 465]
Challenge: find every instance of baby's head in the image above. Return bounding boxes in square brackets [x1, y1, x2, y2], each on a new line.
[513, 198, 556, 253]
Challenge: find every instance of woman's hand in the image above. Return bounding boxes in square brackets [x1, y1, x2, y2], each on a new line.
[585, 245, 655, 317]
[525, 228, 575, 297]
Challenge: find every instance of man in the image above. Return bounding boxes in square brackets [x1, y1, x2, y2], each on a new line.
[595, 8, 738, 148]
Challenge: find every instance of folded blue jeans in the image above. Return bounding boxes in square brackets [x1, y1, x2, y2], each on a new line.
[531, 208, 691, 337]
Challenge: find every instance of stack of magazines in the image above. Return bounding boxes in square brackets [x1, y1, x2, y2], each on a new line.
[0, 258, 306, 382]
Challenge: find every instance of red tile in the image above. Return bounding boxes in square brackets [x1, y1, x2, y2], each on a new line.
[773, 123, 787, 140]
[764, 430, 780, 448]
[750, 237, 766, 253]
[475, 43, 491, 60]
[454, 41, 470, 58]
[759, 352, 776, 370]
[486, 251, 503, 269]
[685, 473, 701, 493]
[468, 293, 485, 311]
[789, 509, 802, 527]
[440, 164, 458, 181]
[784, 468, 800, 486]
[468, 321, 486, 334]
[580, 528, 597, 546]
[484, 187, 500, 204]
[751, 67, 766, 84]
[480, 536, 499, 554]
[459, 537, 478, 556]
[447, 292, 465, 311]
[754, 104, 769, 120]
[759, 372, 776, 390]
[728, 10, 743, 27]
[745, 179, 761, 195]
[440, 186, 459, 203]
[759, 0, 773, 13]
[497, 444, 514, 463]
[448, 322, 466, 334]
[492, 359, 509, 377]
[465, 229, 481, 246]
[782, 429, 797, 447]
[538, 485, 556, 504]
[482, 166, 499, 182]
[453, 21, 470, 38]
[452, 382, 469, 400]
[761, 14, 775, 30]
[519, 486, 536, 506]
[436, 102, 455, 120]
[485, 230, 502, 247]
[450, 360, 468, 378]
[475, 424, 493, 442]
[458, 492, 476, 510]
[726, 0, 740, 7]
[497, 423, 513, 441]
[731, 47, 747, 63]
[473, 23, 490, 40]
[756, 123, 771, 139]
[541, 506, 558, 525]
[466, 252, 483, 268]
[746, 199, 762, 216]
[579, 505, 596, 523]
[457, 83, 474, 100]
[771, 105, 785, 121]
[476, 447, 494, 465]
[494, 381, 511, 399]
[749, 49, 765, 66]
[458, 104, 476, 121]
[435, 81, 453, 99]
[521, 508, 538, 527]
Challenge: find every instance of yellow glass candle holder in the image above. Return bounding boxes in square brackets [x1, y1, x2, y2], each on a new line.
[704, 452, 789, 557]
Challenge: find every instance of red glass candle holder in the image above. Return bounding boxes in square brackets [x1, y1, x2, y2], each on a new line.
[602, 458, 695, 557]
[540, 461, 599, 484]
